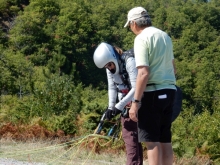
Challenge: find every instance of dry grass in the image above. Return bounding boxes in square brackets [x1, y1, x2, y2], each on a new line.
[0, 137, 127, 165]
[0, 123, 129, 164]
[0, 138, 214, 165]
[0, 123, 214, 165]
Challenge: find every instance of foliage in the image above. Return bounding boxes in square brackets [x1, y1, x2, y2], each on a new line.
[1, 74, 83, 134]
[172, 110, 220, 163]
[0, 95, 20, 125]
[8, 0, 60, 61]
[0, 0, 220, 161]
[0, 45, 34, 94]
[77, 85, 108, 135]
[0, 0, 29, 45]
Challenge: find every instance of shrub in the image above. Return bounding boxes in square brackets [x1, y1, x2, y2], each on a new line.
[172, 110, 220, 163]
[5, 74, 83, 135]
[77, 85, 108, 135]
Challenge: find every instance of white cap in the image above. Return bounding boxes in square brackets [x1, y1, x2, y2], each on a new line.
[124, 7, 149, 28]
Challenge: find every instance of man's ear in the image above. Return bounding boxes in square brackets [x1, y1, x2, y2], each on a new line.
[133, 21, 138, 28]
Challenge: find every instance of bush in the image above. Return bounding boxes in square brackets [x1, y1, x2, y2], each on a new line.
[77, 85, 108, 135]
[0, 95, 21, 125]
[172, 110, 220, 163]
[2, 74, 83, 135]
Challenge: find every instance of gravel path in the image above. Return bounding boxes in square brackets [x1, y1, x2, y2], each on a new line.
[0, 158, 45, 165]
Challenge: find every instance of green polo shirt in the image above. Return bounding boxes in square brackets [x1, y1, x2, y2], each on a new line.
[134, 26, 176, 91]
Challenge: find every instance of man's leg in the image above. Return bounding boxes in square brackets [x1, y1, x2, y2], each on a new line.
[145, 142, 173, 165]
[145, 142, 162, 165]
[161, 143, 173, 165]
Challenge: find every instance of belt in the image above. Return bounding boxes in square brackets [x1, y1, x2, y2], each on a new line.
[147, 83, 175, 86]
[147, 83, 156, 86]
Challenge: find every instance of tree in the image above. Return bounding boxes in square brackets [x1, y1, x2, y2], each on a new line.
[0, 45, 34, 95]
[8, 0, 60, 64]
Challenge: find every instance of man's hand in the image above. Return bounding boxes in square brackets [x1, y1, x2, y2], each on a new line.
[105, 107, 121, 120]
[129, 102, 139, 122]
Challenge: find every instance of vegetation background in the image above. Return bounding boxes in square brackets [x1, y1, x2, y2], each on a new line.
[0, 0, 219, 164]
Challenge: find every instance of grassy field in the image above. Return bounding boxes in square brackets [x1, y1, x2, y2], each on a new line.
[0, 137, 127, 165]
[0, 137, 214, 165]
[0, 123, 214, 165]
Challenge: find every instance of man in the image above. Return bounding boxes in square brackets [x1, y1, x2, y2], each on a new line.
[93, 42, 143, 165]
[124, 7, 176, 165]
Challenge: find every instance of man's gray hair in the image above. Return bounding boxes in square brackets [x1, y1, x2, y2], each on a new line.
[134, 16, 152, 28]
